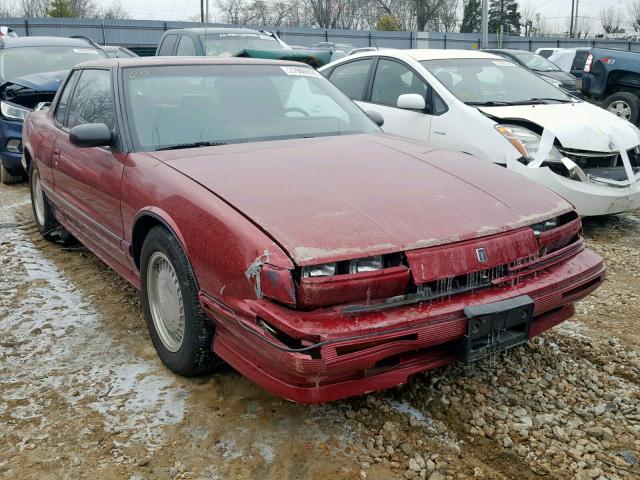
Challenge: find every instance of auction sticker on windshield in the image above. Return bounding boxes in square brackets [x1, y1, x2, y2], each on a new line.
[281, 66, 322, 77]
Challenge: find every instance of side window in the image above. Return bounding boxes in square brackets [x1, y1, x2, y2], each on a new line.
[328, 58, 373, 101]
[176, 35, 196, 56]
[572, 51, 589, 71]
[371, 59, 428, 109]
[158, 34, 179, 55]
[67, 70, 114, 130]
[54, 70, 79, 125]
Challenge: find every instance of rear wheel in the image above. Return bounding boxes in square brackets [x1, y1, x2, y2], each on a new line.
[140, 226, 218, 376]
[603, 92, 640, 124]
[0, 162, 22, 185]
[29, 161, 60, 241]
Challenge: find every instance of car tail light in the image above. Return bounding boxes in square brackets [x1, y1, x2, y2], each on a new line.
[584, 54, 593, 72]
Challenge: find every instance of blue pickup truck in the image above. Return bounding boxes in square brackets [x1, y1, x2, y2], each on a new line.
[0, 36, 108, 184]
[580, 47, 640, 124]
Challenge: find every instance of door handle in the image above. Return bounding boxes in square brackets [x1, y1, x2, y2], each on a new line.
[433, 131, 446, 136]
[53, 147, 61, 155]
[52, 147, 61, 167]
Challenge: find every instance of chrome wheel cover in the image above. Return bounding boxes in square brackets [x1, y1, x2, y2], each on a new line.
[607, 100, 632, 120]
[32, 169, 46, 226]
[147, 251, 185, 352]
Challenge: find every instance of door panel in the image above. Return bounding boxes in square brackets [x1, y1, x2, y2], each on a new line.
[52, 69, 130, 269]
[362, 58, 432, 142]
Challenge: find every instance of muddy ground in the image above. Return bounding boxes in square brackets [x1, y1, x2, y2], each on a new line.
[0, 183, 638, 480]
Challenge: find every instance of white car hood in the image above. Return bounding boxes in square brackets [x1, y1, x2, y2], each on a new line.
[479, 102, 640, 151]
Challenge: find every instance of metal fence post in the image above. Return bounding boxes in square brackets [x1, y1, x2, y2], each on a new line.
[101, 21, 106, 44]
[629, 41, 632, 51]
[368, 31, 372, 47]
[24, 19, 29, 36]
[528, 38, 532, 51]
[325, 30, 328, 42]
[444, 34, 447, 49]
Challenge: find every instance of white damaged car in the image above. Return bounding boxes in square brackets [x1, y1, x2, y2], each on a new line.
[319, 49, 640, 216]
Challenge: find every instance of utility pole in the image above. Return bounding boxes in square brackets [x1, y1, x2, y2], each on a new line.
[481, 0, 488, 48]
[575, 0, 580, 37]
[569, 0, 575, 37]
[200, 0, 205, 23]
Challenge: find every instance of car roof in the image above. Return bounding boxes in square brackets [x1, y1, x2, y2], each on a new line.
[164, 27, 263, 35]
[0, 36, 96, 48]
[74, 56, 310, 69]
[390, 49, 502, 61]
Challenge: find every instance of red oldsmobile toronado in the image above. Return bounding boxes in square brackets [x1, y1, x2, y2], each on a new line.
[22, 57, 605, 403]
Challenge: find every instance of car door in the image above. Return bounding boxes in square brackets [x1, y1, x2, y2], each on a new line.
[362, 58, 434, 142]
[52, 68, 130, 270]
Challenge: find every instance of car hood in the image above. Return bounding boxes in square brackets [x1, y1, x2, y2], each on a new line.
[150, 134, 571, 265]
[536, 70, 576, 85]
[479, 102, 640, 151]
[1, 69, 68, 92]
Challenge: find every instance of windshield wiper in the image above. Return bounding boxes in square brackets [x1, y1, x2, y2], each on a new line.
[521, 97, 574, 104]
[465, 100, 514, 106]
[155, 141, 228, 151]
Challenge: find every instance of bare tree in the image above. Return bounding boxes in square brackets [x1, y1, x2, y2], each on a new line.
[0, 0, 16, 16]
[629, 0, 640, 32]
[573, 15, 592, 38]
[68, 0, 95, 17]
[600, 6, 623, 34]
[96, 0, 128, 19]
[19, 0, 51, 17]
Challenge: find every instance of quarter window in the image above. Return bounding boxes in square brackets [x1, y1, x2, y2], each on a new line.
[176, 36, 197, 56]
[328, 58, 373, 101]
[66, 69, 114, 130]
[371, 59, 428, 109]
[158, 34, 179, 55]
[54, 70, 79, 125]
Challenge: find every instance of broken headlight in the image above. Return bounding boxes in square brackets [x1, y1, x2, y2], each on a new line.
[495, 124, 563, 164]
[348, 255, 383, 274]
[301, 263, 336, 278]
[0, 100, 31, 121]
[530, 217, 559, 236]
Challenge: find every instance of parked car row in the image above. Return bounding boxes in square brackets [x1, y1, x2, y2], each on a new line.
[1, 30, 635, 403]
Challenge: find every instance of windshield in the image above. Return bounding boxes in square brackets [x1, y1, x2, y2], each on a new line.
[422, 58, 574, 105]
[123, 64, 379, 151]
[0, 46, 107, 83]
[199, 33, 282, 57]
[513, 52, 560, 72]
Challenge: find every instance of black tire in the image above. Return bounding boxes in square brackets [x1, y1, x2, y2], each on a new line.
[140, 225, 218, 376]
[29, 161, 60, 241]
[0, 162, 22, 185]
[602, 92, 640, 124]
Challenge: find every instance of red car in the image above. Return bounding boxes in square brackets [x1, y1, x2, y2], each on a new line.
[23, 57, 605, 403]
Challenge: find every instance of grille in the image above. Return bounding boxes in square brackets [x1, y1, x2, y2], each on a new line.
[558, 147, 620, 169]
[417, 253, 539, 301]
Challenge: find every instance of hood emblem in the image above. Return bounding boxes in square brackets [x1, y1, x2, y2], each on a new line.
[476, 248, 488, 263]
[608, 140, 615, 151]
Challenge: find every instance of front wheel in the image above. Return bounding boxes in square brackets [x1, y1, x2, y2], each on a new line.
[603, 92, 640, 124]
[140, 226, 218, 376]
[1, 162, 22, 185]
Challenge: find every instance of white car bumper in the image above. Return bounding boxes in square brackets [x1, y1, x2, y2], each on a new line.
[506, 158, 640, 217]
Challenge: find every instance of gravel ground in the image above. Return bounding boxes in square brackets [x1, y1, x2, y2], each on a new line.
[1, 183, 639, 480]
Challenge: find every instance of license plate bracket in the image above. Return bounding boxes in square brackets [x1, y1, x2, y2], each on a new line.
[457, 295, 533, 363]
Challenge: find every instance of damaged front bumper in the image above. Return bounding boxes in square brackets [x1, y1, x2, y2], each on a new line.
[507, 157, 640, 216]
[200, 248, 605, 403]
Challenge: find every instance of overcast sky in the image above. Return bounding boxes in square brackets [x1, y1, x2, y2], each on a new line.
[118, 0, 629, 33]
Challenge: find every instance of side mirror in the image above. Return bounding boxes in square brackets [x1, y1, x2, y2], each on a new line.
[365, 110, 384, 127]
[69, 123, 112, 148]
[397, 93, 426, 111]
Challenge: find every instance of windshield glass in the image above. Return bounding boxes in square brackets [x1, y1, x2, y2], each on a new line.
[422, 58, 574, 105]
[123, 64, 379, 151]
[513, 51, 560, 71]
[199, 33, 281, 57]
[0, 46, 106, 83]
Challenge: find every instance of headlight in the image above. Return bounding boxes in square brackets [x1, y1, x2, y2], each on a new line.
[541, 76, 563, 88]
[0, 100, 31, 121]
[301, 263, 336, 278]
[495, 124, 564, 163]
[530, 217, 559, 236]
[348, 255, 383, 274]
